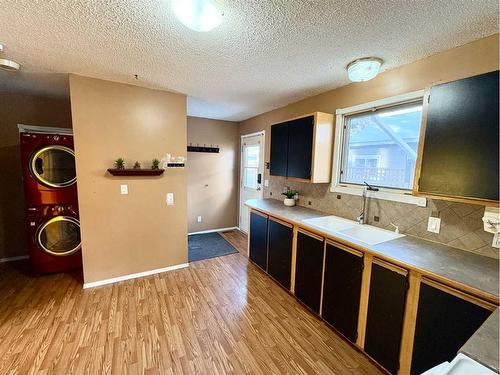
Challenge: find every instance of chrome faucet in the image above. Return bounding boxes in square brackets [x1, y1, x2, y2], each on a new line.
[357, 182, 379, 224]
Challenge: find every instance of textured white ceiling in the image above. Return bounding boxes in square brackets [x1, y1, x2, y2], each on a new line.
[0, 0, 498, 121]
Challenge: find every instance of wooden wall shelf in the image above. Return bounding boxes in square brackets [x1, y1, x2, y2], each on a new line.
[107, 168, 165, 176]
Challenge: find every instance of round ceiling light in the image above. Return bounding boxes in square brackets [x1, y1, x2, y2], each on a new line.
[346, 57, 383, 82]
[0, 43, 20, 72]
[172, 0, 223, 32]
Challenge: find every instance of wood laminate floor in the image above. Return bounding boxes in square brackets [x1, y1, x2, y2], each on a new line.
[0, 230, 382, 374]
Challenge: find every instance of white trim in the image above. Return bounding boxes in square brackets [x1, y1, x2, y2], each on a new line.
[331, 91, 427, 207]
[83, 263, 189, 289]
[335, 90, 425, 115]
[188, 226, 238, 235]
[18, 124, 73, 135]
[239, 131, 265, 232]
[0, 255, 29, 263]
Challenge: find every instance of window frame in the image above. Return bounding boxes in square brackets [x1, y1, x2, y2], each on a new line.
[330, 90, 427, 207]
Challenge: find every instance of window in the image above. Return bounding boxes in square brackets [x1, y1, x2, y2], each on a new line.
[243, 145, 260, 189]
[331, 91, 427, 206]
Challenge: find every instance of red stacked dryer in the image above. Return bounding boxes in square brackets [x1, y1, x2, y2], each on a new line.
[20, 129, 82, 274]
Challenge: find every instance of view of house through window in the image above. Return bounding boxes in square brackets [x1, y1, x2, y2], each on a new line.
[341, 101, 423, 190]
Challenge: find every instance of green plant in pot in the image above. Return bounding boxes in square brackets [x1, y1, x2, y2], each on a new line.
[114, 157, 125, 170]
[133, 161, 141, 169]
[151, 158, 160, 170]
[282, 190, 298, 207]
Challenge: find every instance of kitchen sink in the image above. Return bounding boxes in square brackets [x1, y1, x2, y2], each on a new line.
[302, 215, 405, 245]
[302, 216, 357, 232]
[338, 225, 405, 245]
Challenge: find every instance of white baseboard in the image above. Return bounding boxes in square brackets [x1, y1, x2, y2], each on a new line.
[83, 263, 189, 289]
[0, 255, 29, 263]
[188, 226, 238, 235]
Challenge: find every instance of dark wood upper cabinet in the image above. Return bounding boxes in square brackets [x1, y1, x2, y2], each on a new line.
[416, 70, 499, 204]
[294, 230, 324, 313]
[269, 112, 334, 183]
[410, 281, 493, 375]
[321, 242, 364, 343]
[364, 261, 408, 375]
[267, 218, 293, 290]
[270, 121, 289, 177]
[249, 211, 268, 271]
[287, 116, 314, 179]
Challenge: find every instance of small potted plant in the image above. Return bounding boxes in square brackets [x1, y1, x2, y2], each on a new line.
[114, 157, 125, 170]
[282, 190, 298, 207]
[151, 158, 160, 170]
[133, 161, 141, 169]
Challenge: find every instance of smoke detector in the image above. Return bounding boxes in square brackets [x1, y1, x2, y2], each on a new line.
[0, 44, 20, 72]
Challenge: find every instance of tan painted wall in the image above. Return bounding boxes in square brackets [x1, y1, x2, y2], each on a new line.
[69, 75, 188, 283]
[0, 93, 72, 259]
[187, 117, 239, 233]
[239, 34, 500, 258]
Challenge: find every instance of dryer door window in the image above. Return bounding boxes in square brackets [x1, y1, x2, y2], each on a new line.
[37, 216, 81, 256]
[30, 146, 77, 188]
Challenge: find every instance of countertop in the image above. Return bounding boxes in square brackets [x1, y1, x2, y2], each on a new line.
[460, 308, 499, 372]
[246, 198, 499, 372]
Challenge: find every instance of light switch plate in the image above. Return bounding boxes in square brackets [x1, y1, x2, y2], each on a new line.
[197, 216, 202, 223]
[120, 184, 128, 195]
[166, 192, 174, 205]
[264, 179, 269, 187]
[427, 217, 441, 234]
[492, 233, 500, 249]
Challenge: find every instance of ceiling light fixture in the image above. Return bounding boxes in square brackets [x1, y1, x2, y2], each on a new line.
[0, 43, 20, 72]
[172, 0, 223, 32]
[346, 57, 383, 82]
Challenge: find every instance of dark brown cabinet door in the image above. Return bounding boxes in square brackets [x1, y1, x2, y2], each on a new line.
[270, 122, 289, 177]
[287, 116, 314, 179]
[267, 219, 293, 290]
[364, 262, 408, 375]
[419, 70, 499, 201]
[294, 231, 324, 313]
[410, 282, 492, 374]
[249, 212, 268, 271]
[322, 243, 363, 342]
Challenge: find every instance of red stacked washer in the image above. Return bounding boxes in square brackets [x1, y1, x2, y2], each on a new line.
[20, 130, 82, 274]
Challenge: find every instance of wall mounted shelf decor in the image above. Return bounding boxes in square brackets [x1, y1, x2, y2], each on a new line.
[187, 144, 219, 153]
[107, 168, 165, 176]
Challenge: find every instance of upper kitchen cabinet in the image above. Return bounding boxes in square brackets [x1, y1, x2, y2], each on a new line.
[414, 70, 499, 205]
[270, 112, 334, 183]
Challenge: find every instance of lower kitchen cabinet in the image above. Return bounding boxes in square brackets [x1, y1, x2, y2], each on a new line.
[321, 242, 363, 342]
[410, 280, 493, 374]
[249, 211, 268, 271]
[294, 230, 324, 314]
[267, 218, 293, 289]
[364, 260, 408, 375]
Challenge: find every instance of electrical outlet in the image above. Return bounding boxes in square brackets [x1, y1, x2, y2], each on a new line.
[166, 192, 174, 205]
[197, 216, 202, 223]
[120, 184, 128, 195]
[427, 217, 441, 234]
[264, 179, 269, 187]
[492, 233, 500, 249]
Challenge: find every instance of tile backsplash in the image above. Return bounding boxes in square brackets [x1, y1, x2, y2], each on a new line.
[265, 176, 498, 259]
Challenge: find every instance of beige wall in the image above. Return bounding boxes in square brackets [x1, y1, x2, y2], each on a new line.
[69, 75, 188, 283]
[239, 34, 500, 258]
[187, 117, 239, 233]
[0, 93, 72, 259]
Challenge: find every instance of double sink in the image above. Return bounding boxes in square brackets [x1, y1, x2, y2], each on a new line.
[302, 215, 405, 245]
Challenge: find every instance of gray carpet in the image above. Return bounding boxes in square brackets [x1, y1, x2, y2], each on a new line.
[188, 232, 238, 262]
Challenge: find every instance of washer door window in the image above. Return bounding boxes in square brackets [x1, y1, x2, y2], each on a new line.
[30, 146, 77, 187]
[37, 216, 81, 256]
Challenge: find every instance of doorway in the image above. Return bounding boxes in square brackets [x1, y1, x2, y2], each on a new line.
[239, 131, 265, 233]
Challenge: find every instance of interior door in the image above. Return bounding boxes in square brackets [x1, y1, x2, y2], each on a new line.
[239, 132, 264, 233]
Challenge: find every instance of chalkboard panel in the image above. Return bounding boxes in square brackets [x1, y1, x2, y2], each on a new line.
[418, 70, 499, 201]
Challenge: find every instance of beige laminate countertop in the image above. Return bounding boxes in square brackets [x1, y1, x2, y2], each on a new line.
[246, 198, 499, 300]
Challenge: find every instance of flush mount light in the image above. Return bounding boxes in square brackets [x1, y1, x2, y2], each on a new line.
[172, 0, 223, 32]
[346, 57, 383, 82]
[0, 43, 20, 72]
